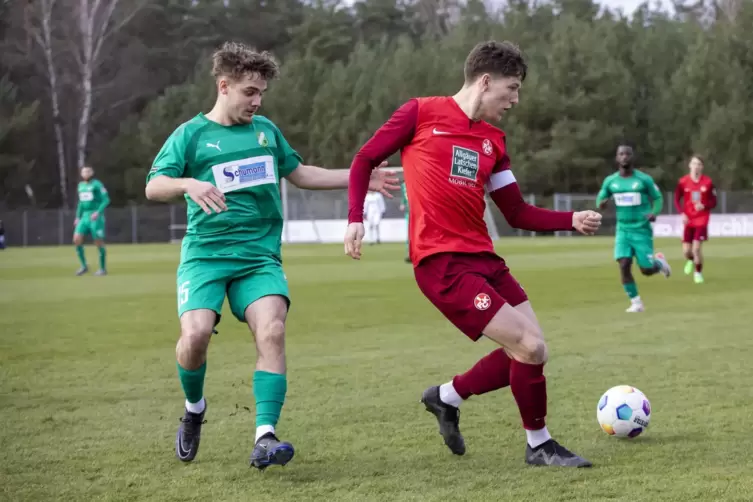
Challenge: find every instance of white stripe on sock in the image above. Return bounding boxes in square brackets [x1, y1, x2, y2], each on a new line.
[186, 397, 205, 414]
[439, 381, 463, 408]
[526, 427, 552, 448]
[256, 425, 275, 442]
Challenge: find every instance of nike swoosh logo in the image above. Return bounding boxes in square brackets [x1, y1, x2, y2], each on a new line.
[432, 128, 451, 135]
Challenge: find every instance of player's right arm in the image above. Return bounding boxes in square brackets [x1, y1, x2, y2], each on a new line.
[145, 126, 226, 214]
[673, 179, 685, 214]
[595, 177, 611, 209]
[74, 192, 83, 224]
[345, 99, 418, 259]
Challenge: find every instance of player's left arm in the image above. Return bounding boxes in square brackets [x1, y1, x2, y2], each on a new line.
[645, 176, 663, 221]
[705, 181, 718, 211]
[94, 182, 110, 215]
[274, 126, 399, 195]
[285, 163, 398, 195]
[488, 158, 600, 234]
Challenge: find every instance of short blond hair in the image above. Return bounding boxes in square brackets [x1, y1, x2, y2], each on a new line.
[211, 41, 279, 81]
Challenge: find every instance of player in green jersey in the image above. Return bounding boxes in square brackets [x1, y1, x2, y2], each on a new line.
[399, 181, 410, 262]
[145, 42, 398, 469]
[73, 165, 110, 276]
[596, 144, 671, 313]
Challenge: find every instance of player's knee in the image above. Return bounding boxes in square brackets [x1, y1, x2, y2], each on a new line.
[179, 323, 213, 352]
[254, 318, 286, 353]
[518, 332, 548, 365]
[73, 235, 83, 246]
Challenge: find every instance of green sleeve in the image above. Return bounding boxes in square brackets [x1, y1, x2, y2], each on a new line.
[273, 125, 303, 178]
[401, 183, 409, 209]
[646, 176, 663, 216]
[148, 125, 190, 183]
[76, 196, 83, 219]
[95, 181, 110, 213]
[595, 177, 611, 206]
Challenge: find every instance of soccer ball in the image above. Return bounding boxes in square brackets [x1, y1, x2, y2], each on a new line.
[596, 385, 651, 438]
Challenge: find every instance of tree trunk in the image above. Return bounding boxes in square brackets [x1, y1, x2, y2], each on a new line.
[39, 0, 69, 208]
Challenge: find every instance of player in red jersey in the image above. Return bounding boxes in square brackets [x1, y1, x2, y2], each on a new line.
[674, 155, 716, 284]
[344, 41, 601, 468]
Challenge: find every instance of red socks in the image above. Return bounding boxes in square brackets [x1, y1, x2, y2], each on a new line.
[510, 359, 548, 430]
[452, 348, 511, 399]
[451, 348, 548, 430]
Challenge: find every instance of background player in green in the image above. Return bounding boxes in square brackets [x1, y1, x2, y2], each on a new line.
[144, 42, 397, 469]
[399, 180, 410, 262]
[73, 165, 110, 276]
[596, 144, 671, 313]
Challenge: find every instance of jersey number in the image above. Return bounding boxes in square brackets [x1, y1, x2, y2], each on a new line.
[179, 281, 190, 306]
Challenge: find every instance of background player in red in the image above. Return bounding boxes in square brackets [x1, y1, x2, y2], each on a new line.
[344, 40, 601, 468]
[674, 155, 716, 284]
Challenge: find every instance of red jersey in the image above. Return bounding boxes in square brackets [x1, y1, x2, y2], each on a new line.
[348, 97, 573, 265]
[674, 174, 716, 227]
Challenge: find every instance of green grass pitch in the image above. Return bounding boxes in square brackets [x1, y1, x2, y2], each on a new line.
[2, 237, 753, 501]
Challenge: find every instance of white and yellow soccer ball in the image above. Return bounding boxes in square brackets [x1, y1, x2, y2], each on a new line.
[596, 385, 651, 438]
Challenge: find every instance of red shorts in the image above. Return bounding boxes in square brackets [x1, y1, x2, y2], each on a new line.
[413, 252, 528, 341]
[682, 225, 708, 243]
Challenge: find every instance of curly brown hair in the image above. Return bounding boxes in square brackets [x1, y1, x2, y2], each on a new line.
[211, 41, 280, 81]
[464, 41, 527, 83]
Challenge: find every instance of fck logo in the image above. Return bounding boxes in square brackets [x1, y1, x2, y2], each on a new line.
[474, 293, 491, 311]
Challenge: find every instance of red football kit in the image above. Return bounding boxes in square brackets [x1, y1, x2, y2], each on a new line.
[348, 97, 575, 341]
[674, 174, 716, 243]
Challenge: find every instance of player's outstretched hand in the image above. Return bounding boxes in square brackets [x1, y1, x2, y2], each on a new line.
[344, 222, 365, 260]
[185, 179, 227, 215]
[572, 210, 602, 235]
[368, 161, 401, 198]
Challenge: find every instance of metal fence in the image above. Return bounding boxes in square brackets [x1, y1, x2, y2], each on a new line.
[2, 184, 753, 247]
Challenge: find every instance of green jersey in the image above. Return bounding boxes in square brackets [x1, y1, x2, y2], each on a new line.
[148, 113, 301, 259]
[76, 179, 110, 217]
[596, 170, 663, 232]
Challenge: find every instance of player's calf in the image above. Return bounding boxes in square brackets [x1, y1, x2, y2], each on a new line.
[174, 310, 216, 462]
[246, 295, 291, 462]
[177, 317, 215, 369]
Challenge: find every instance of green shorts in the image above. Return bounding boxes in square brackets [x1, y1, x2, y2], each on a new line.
[176, 253, 290, 324]
[74, 214, 106, 240]
[614, 230, 655, 269]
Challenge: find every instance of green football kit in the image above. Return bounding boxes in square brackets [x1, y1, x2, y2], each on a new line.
[75, 179, 109, 240]
[401, 181, 409, 259]
[150, 113, 303, 465]
[148, 113, 301, 323]
[596, 170, 663, 269]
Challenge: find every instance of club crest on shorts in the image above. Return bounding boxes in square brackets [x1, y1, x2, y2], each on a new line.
[474, 293, 491, 311]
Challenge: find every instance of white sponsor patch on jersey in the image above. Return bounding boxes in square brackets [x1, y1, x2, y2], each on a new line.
[212, 155, 276, 193]
[613, 192, 642, 206]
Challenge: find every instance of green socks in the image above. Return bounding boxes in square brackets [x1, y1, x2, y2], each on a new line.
[254, 370, 287, 428]
[98, 246, 107, 270]
[623, 282, 638, 299]
[175, 366, 286, 438]
[76, 246, 87, 268]
[177, 361, 206, 404]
